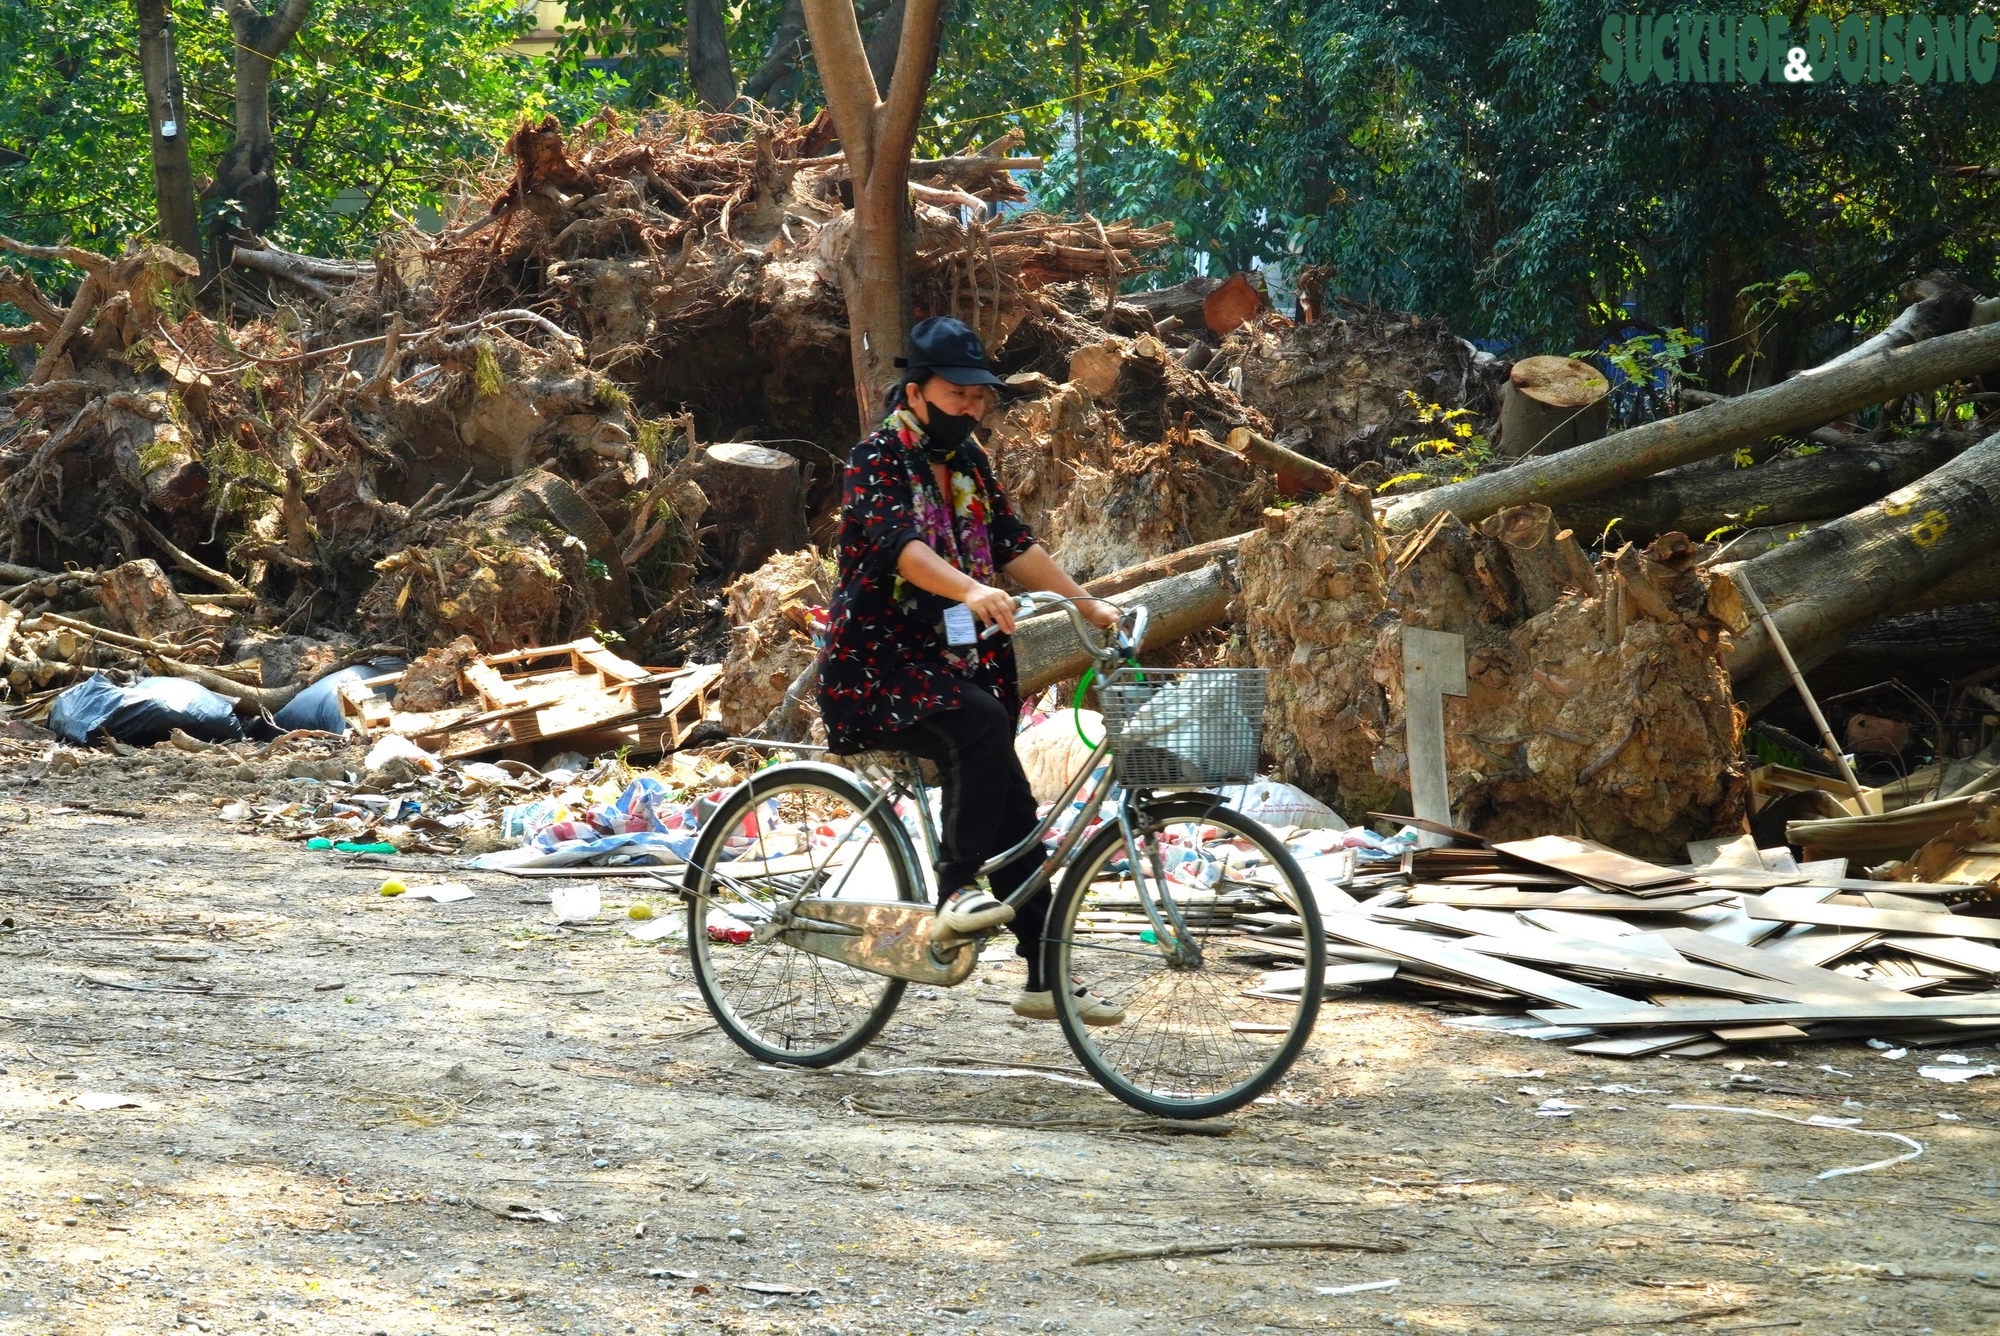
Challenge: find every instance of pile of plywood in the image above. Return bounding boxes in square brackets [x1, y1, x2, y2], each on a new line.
[1250, 830, 2000, 1059]
[339, 638, 720, 762]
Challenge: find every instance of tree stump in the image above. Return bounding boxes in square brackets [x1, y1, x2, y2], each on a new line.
[696, 442, 808, 575]
[1498, 355, 1609, 458]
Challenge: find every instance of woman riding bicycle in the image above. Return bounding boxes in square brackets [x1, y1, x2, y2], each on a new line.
[816, 316, 1124, 1024]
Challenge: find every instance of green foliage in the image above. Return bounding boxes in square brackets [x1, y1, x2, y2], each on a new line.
[1578, 325, 1698, 425]
[0, 0, 601, 259]
[1388, 390, 1491, 482]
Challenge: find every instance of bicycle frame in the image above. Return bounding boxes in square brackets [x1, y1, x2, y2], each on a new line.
[712, 592, 1206, 972]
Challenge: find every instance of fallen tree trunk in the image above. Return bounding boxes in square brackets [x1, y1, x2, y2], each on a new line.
[1559, 433, 1975, 546]
[1079, 531, 1251, 598]
[1016, 560, 1235, 696]
[1121, 276, 1221, 327]
[1381, 321, 2000, 534]
[1809, 601, 2000, 690]
[1804, 273, 1976, 376]
[1721, 427, 2000, 711]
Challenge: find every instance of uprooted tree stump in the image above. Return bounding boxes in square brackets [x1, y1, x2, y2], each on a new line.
[716, 549, 831, 735]
[1231, 485, 1747, 857]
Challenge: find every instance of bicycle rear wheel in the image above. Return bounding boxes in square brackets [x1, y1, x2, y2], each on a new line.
[682, 762, 922, 1067]
[1047, 797, 1325, 1118]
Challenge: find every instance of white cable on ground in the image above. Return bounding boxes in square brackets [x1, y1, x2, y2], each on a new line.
[1668, 1103, 1924, 1180]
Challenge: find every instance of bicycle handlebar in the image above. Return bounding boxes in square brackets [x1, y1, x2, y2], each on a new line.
[980, 590, 1143, 664]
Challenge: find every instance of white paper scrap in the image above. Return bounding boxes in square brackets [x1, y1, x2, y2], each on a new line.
[1316, 1279, 1402, 1297]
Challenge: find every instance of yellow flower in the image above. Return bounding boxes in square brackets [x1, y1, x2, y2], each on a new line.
[950, 472, 977, 517]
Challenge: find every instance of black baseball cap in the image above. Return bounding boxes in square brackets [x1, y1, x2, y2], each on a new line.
[896, 316, 1005, 387]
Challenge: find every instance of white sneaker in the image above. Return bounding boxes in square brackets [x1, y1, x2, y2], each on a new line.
[935, 888, 1015, 935]
[1011, 983, 1126, 1026]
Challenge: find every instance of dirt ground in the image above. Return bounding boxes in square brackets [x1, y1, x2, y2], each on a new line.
[3, 749, 1999, 1336]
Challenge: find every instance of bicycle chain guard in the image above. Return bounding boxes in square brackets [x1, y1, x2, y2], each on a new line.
[776, 898, 979, 986]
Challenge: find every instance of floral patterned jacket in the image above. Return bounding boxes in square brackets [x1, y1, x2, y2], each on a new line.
[817, 409, 1037, 753]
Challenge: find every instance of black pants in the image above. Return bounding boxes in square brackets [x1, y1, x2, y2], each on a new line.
[857, 688, 1052, 990]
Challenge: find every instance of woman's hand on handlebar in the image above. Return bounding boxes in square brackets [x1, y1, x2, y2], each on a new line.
[1080, 598, 1119, 631]
[962, 581, 1017, 634]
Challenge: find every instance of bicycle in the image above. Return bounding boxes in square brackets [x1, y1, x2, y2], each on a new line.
[678, 591, 1326, 1119]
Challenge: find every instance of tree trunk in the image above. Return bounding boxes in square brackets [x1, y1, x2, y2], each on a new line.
[1382, 320, 2000, 534]
[1808, 601, 2000, 692]
[1805, 273, 1977, 377]
[1122, 277, 1222, 326]
[1496, 355, 1609, 458]
[201, 0, 314, 270]
[134, 0, 201, 259]
[1015, 560, 1235, 697]
[694, 443, 807, 574]
[1720, 428, 2000, 711]
[686, 0, 738, 111]
[801, 0, 943, 431]
[1559, 432, 1976, 547]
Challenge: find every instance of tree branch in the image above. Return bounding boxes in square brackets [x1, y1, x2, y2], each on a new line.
[872, 0, 942, 184]
[801, 0, 882, 181]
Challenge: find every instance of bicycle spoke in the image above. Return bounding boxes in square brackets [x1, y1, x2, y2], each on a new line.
[689, 771, 916, 1065]
[1055, 809, 1321, 1112]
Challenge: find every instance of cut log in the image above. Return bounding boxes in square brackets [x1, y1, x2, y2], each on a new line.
[1805, 272, 1976, 376]
[1067, 342, 1125, 397]
[1721, 428, 2000, 711]
[1558, 433, 1975, 546]
[1203, 273, 1264, 336]
[95, 558, 201, 640]
[695, 442, 808, 575]
[1080, 531, 1252, 599]
[1496, 356, 1608, 458]
[1891, 544, 2000, 613]
[1221, 427, 1341, 497]
[1381, 320, 2000, 534]
[1122, 276, 1221, 327]
[1015, 560, 1235, 696]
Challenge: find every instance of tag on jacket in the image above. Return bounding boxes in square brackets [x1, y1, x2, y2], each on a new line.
[942, 603, 979, 647]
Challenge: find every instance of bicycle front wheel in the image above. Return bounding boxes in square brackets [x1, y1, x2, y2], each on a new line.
[682, 762, 922, 1067]
[1048, 797, 1325, 1118]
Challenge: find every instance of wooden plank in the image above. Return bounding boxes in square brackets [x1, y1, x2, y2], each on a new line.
[1493, 835, 1689, 891]
[1317, 915, 1629, 1009]
[1529, 995, 2000, 1027]
[1569, 1029, 1709, 1057]
[1459, 935, 1830, 1002]
[1650, 928, 1914, 1003]
[1880, 934, 2000, 977]
[1402, 628, 1466, 851]
[1748, 927, 1880, 968]
[1742, 897, 2000, 940]
[1404, 886, 1732, 912]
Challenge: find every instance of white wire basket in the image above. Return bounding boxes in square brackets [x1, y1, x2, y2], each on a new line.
[1098, 667, 1268, 787]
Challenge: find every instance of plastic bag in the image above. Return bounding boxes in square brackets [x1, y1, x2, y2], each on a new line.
[49, 674, 245, 747]
[273, 656, 405, 734]
[1214, 780, 1346, 831]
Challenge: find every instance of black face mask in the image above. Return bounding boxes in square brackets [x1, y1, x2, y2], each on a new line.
[918, 408, 979, 459]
